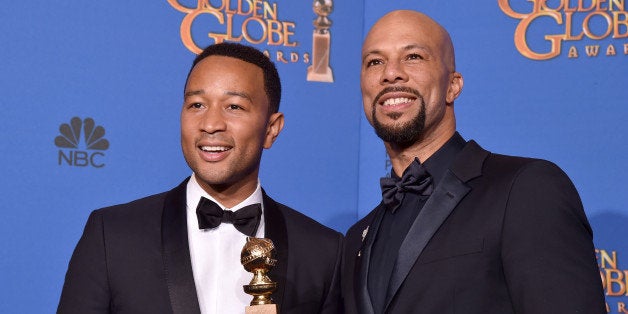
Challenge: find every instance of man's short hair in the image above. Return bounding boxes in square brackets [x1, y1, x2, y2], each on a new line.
[186, 42, 282, 114]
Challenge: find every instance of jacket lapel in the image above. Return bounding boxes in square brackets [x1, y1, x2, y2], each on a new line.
[262, 192, 288, 311]
[384, 141, 488, 310]
[355, 205, 386, 314]
[161, 178, 201, 314]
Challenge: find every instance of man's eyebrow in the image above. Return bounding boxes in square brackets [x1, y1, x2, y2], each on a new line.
[402, 44, 431, 53]
[183, 89, 253, 102]
[225, 90, 252, 102]
[184, 89, 204, 98]
[362, 49, 382, 63]
[362, 44, 431, 62]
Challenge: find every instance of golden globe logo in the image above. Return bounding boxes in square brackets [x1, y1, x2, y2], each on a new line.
[596, 248, 628, 313]
[168, 0, 310, 65]
[499, 0, 628, 60]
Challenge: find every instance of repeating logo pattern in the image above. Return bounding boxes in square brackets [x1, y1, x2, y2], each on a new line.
[498, 0, 628, 60]
[167, 0, 300, 53]
[55, 117, 109, 150]
[597, 248, 628, 312]
[55, 117, 109, 168]
[167, 0, 335, 82]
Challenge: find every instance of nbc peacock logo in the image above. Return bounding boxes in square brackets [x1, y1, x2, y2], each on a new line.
[54, 117, 109, 168]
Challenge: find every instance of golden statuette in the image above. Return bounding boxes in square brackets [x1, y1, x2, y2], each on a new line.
[307, 0, 334, 82]
[241, 237, 278, 314]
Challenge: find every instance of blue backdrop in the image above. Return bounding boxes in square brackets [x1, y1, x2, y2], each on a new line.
[1, 0, 626, 312]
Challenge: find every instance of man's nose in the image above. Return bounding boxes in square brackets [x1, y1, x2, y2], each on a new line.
[200, 106, 227, 134]
[381, 60, 409, 84]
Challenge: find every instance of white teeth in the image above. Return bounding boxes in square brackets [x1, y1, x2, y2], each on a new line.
[382, 97, 412, 106]
[200, 146, 230, 152]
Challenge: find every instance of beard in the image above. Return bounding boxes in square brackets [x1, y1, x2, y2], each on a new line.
[371, 86, 426, 146]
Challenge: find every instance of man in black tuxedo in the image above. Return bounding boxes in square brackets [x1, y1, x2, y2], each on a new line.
[342, 10, 606, 314]
[58, 43, 342, 314]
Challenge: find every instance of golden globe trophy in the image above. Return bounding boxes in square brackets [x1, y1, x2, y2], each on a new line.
[307, 0, 334, 82]
[241, 237, 278, 314]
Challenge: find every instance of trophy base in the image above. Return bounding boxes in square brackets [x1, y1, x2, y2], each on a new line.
[307, 66, 334, 82]
[245, 304, 278, 314]
[307, 31, 334, 83]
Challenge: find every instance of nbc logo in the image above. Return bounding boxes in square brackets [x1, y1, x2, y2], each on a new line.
[54, 117, 109, 168]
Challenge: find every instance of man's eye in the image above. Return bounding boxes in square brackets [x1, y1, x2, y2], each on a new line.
[407, 53, 423, 60]
[190, 103, 202, 109]
[366, 59, 382, 67]
[228, 104, 242, 110]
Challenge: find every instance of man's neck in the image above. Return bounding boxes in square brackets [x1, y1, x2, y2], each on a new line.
[386, 129, 455, 176]
[195, 174, 259, 208]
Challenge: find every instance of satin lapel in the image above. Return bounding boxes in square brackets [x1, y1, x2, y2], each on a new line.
[384, 141, 488, 311]
[385, 171, 470, 309]
[262, 192, 288, 311]
[355, 205, 386, 314]
[162, 178, 201, 314]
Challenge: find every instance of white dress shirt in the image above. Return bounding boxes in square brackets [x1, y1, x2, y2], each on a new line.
[186, 174, 266, 314]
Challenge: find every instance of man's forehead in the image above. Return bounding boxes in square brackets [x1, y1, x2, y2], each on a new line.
[363, 14, 450, 59]
[362, 27, 436, 55]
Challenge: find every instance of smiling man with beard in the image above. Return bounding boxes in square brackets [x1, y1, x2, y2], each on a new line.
[58, 42, 342, 314]
[341, 10, 605, 314]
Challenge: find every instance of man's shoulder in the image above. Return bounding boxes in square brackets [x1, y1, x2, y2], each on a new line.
[82, 180, 188, 236]
[465, 144, 576, 197]
[467, 140, 566, 178]
[485, 151, 566, 178]
[93, 191, 169, 218]
[92, 179, 187, 222]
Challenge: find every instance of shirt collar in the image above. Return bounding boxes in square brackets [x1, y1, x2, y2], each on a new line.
[186, 173, 264, 213]
[422, 132, 466, 186]
[389, 132, 466, 185]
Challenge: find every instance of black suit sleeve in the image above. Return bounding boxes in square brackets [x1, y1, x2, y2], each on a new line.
[58, 210, 111, 314]
[320, 232, 344, 314]
[501, 160, 606, 313]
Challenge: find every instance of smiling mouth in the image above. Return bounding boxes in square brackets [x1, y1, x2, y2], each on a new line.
[381, 97, 414, 106]
[372, 86, 423, 108]
[199, 146, 232, 153]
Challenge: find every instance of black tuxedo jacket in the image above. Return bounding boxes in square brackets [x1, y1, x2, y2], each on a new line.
[58, 179, 343, 314]
[342, 141, 606, 314]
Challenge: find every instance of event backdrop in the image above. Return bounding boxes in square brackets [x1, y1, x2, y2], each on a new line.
[1, 0, 626, 312]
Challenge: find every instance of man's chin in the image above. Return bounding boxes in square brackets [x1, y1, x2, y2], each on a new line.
[374, 119, 412, 133]
[194, 171, 230, 186]
[374, 109, 404, 121]
[373, 118, 423, 146]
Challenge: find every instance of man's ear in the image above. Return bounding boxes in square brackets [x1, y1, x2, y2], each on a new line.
[446, 72, 464, 104]
[263, 112, 284, 149]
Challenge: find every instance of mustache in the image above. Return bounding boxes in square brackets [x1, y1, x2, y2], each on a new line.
[372, 86, 423, 107]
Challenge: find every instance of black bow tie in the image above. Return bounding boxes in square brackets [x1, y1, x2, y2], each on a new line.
[380, 158, 434, 213]
[196, 197, 262, 237]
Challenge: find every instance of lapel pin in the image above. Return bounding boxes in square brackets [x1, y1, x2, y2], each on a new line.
[357, 226, 369, 257]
